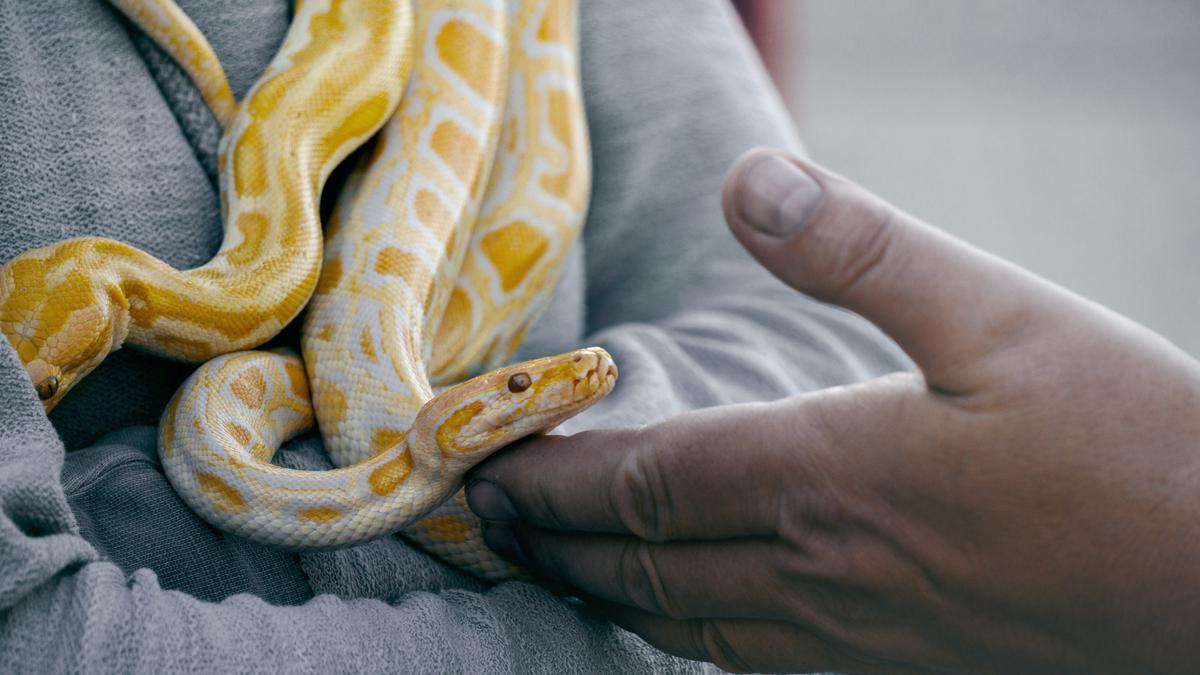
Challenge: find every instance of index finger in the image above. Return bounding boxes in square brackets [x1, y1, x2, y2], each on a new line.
[466, 400, 800, 541]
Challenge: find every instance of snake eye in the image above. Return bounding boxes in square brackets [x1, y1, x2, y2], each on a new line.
[35, 375, 59, 401]
[507, 373, 531, 393]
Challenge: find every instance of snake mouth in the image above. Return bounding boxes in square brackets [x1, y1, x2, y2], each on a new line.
[564, 346, 618, 405]
[497, 347, 616, 429]
[443, 347, 618, 447]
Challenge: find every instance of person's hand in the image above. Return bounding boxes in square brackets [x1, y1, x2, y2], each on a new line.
[465, 149, 1200, 674]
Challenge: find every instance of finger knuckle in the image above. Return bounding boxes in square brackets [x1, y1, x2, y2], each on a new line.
[815, 191, 900, 299]
[616, 539, 681, 618]
[696, 620, 753, 673]
[610, 439, 672, 541]
[530, 469, 571, 530]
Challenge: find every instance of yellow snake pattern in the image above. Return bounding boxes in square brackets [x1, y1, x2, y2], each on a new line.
[153, 0, 609, 581]
[0, 0, 413, 408]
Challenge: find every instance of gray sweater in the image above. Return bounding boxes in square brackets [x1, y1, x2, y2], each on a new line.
[0, 0, 908, 672]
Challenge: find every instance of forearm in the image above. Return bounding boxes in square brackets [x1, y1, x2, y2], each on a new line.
[1, 561, 658, 674]
[0, 331, 700, 673]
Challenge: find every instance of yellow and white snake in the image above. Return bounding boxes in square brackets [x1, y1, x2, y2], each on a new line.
[0, 0, 613, 581]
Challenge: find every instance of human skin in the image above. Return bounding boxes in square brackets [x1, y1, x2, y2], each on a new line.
[465, 148, 1200, 674]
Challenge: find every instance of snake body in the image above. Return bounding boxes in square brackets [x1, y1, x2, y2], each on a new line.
[0, 0, 413, 408]
[154, 0, 608, 580]
[305, 0, 512, 470]
[0, 0, 601, 580]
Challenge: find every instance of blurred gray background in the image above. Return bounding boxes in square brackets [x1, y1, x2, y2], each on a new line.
[740, 1, 1200, 356]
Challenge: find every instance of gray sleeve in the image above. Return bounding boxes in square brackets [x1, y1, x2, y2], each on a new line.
[0, 4, 726, 673]
[561, 0, 909, 434]
[0, 336, 701, 674]
[0, 1, 903, 673]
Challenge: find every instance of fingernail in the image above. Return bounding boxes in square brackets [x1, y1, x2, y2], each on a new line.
[465, 480, 518, 522]
[736, 154, 822, 237]
[482, 522, 529, 565]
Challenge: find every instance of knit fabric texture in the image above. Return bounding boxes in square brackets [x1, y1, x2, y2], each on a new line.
[0, 0, 909, 672]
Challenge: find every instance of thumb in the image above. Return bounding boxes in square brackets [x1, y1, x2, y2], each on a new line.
[722, 148, 1062, 393]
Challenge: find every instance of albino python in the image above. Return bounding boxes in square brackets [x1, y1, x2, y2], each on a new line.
[0, 0, 610, 580]
[0, 0, 413, 407]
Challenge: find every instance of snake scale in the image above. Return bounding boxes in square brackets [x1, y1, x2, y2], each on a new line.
[0, 0, 612, 581]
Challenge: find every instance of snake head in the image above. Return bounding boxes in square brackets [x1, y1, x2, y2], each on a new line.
[0, 242, 129, 411]
[415, 347, 618, 468]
